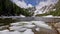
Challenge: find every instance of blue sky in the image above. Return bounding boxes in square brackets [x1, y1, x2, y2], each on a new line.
[24, 0, 40, 6]
[24, 0, 47, 6]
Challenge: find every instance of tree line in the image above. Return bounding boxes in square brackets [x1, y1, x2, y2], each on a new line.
[0, 0, 33, 17]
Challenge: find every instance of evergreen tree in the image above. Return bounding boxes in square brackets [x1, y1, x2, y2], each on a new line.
[0, 0, 33, 16]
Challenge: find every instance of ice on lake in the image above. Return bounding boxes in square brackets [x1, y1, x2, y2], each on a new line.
[0, 21, 52, 34]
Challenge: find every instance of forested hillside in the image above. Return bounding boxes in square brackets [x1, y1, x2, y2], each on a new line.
[0, 0, 33, 17]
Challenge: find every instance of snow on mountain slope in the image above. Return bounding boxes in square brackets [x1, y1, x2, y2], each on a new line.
[34, 0, 59, 16]
[10, 0, 59, 16]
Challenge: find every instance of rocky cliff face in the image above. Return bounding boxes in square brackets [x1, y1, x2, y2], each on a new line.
[34, 0, 59, 16]
[36, 0, 60, 16]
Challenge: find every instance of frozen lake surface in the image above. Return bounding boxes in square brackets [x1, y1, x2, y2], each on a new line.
[0, 21, 57, 34]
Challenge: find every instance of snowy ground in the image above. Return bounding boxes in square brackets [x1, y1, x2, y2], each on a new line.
[0, 21, 57, 34]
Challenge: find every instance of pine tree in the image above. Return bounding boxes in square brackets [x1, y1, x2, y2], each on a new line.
[0, 0, 33, 16]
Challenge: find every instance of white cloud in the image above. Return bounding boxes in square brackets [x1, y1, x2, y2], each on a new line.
[10, 0, 33, 9]
[27, 4, 33, 8]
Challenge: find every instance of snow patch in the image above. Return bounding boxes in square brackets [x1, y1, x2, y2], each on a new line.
[43, 15, 53, 17]
[23, 29, 34, 34]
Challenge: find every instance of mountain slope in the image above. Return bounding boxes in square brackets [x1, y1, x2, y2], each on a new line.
[36, 0, 60, 16]
[0, 0, 33, 16]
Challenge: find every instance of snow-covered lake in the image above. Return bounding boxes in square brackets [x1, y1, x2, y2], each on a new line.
[0, 21, 57, 34]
